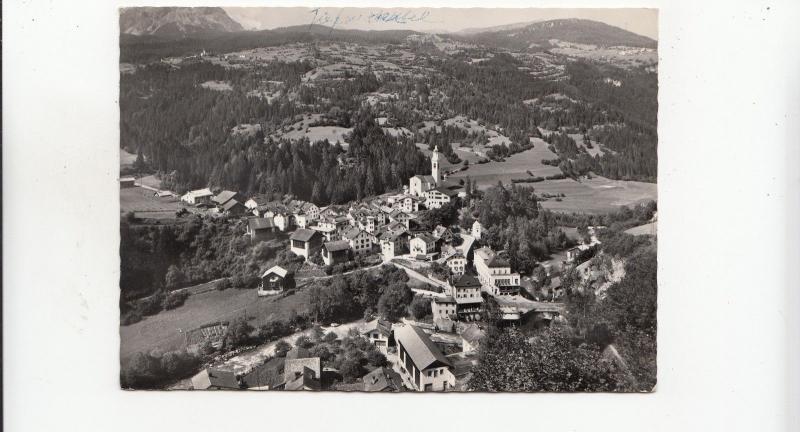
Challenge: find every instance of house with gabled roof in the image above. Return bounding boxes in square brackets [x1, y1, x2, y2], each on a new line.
[221, 198, 246, 216]
[259, 265, 295, 296]
[289, 229, 323, 260]
[246, 217, 277, 242]
[322, 239, 351, 266]
[474, 247, 521, 296]
[212, 190, 246, 207]
[181, 188, 214, 205]
[363, 367, 405, 392]
[410, 233, 438, 257]
[394, 324, 455, 391]
[190, 368, 241, 390]
[361, 319, 393, 352]
[342, 227, 372, 255]
[241, 357, 286, 390]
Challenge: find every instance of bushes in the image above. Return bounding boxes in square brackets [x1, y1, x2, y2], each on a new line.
[162, 290, 190, 310]
[409, 296, 432, 320]
[120, 349, 201, 389]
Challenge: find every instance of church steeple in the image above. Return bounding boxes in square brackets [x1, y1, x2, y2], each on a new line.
[431, 145, 440, 185]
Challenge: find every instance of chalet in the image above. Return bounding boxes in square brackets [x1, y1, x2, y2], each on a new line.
[410, 233, 438, 257]
[181, 188, 214, 205]
[342, 227, 372, 255]
[289, 229, 323, 260]
[322, 240, 351, 266]
[450, 273, 483, 321]
[363, 367, 404, 392]
[394, 324, 455, 391]
[432, 296, 457, 320]
[246, 217, 277, 242]
[300, 202, 320, 221]
[474, 247, 521, 296]
[471, 220, 483, 240]
[212, 190, 246, 207]
[284, 367, 321, 391]
[361, 319, 393, 352]
[221, 199, 246, 216]
[294, 212, 310, 229]
[120, 176, 136, 188]
[445, 253, 467, 276]
[259, 265, 295, 295]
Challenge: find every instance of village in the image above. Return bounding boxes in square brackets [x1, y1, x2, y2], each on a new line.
[122, 145, 615, 392]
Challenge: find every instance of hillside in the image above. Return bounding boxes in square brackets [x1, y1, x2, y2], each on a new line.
[469, 18, 656, 49]
[119, 7, 243, 36]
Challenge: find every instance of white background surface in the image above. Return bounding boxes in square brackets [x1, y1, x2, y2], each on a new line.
[4, 0, 800, 431]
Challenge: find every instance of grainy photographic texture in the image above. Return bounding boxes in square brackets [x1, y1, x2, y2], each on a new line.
[119, 7, 658, 392]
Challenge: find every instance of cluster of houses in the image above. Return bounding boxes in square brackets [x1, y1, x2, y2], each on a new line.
[191, 317, 482, 392]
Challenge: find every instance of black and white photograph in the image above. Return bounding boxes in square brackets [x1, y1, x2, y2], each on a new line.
[118, 6, 658, 392]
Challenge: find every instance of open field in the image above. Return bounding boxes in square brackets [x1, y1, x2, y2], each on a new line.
[120, 187, 182, 219]
[271, 114, 352, 146]
[120, 285, 312, 361]
[200, 80, 233, 91]
[536, 177, 657, 213]
[625, 221, 658, 236]
[448, 141, 562, 185]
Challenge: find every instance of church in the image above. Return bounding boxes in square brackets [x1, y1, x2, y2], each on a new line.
[408, 146, 466, 209]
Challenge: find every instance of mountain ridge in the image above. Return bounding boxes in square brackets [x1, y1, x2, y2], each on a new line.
[119, 7, 243, 36]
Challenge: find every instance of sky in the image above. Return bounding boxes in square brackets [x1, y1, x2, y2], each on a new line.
[224, 7, 658, 40]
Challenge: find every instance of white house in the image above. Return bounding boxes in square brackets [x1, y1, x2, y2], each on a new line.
[181, 188, 214, 205]
[445, 253, 467, 276]
[474, 247, 520, 296]
[424, 188, 455, 209]
[471, 220, 483, 240]
[289, 229, 322, 261]
[361, 319, 393, 353]
[410, 233, 437, 257]
[394, 324, 455, 392]
[342, 227, 373, 255]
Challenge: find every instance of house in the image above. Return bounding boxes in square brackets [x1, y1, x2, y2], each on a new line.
[410, 233, 438, 257]
[460, 324, 486, 355]
[212, 190, 246, 207]
[120, 176, 136, 188]
[259, 265, 295, 295]
[471, 220, 483, 240]
[342, 227, 373, 255]
[273, 212, 294, 232]
[424, 187, 456, 209]
[380, 230, 410, 260]
[190, 368, 240, 390]
[445, 253, 467, 276]
[394, 324, 455, 391]
[474, 247, 521, 296]
[450, 273, 484, 321]
[181, 188, 214, 205]
[241, 357, 286, 390]
[283, 352, 322, 391]
[363, 367, 405, 392]
[361, 319, 393, 352]
[300, 202, 320, 221]
[246, 217, 277, 242]
[388, 209, 413, 226]
[221, 199, 246, 216]
[322, 240, 351, 266]
[294, 212, 309, 229]
[244, 194, 272, 211]
[432, 296, 457, 320]
[289, 229, 323, 260]
[432, 225, 455, 244]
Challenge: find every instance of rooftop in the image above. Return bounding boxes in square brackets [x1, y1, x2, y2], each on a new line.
[290, 228, 320, 242]
[394, 324, 452, 370]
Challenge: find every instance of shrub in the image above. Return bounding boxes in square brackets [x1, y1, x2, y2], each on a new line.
[162, 290, 189, 310]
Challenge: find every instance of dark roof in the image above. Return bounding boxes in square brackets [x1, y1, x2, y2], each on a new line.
[434, 296, 456, 304]
[247, 194, 273, 206]
[284, 357, 321, 383]
[452, 273, 481, 289]
[290, 228, 320, 242]
[361, 319, 393, 337]
[248, 217, 275, 230]
[433, 187, 459, 197]
[342, 227, 365, 240]
[486, 253, 511, 268]
[394, 325, 451, 370]
[192, 368, 240, 390]
[241, 357, 286, 389]
[324, 240, 351, 252]
[284, 366, 321, 391]
[213, 190, 245, 205]
[414, 233, 437, 244]
[222, 199, 244, 211]
[413, 174, 435, 183]
[285, 346, 310, 360]
[363, 367, 404, 392]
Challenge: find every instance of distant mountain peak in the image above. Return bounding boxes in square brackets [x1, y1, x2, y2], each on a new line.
[119, 7, 243, 36]
[466, 18, 656, 49]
